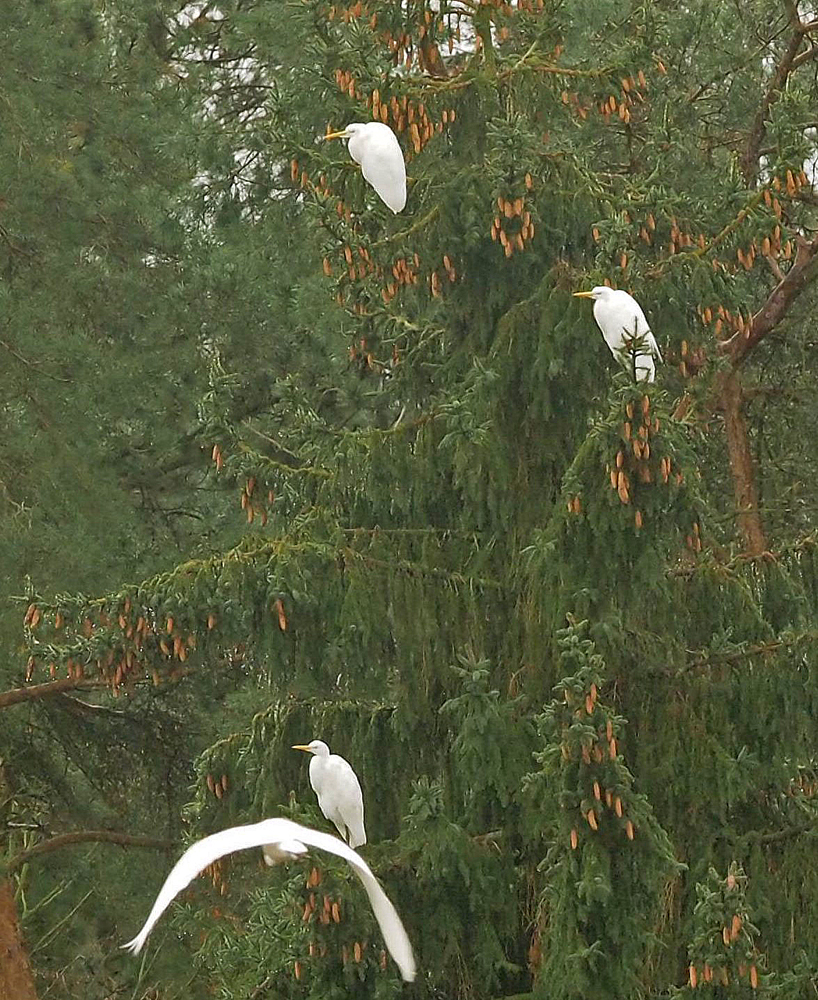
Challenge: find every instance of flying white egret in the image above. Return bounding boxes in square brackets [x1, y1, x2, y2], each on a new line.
[323, 123, 407, 213]
[293, 740, 367, 848]
[121, 817, 416, 982]
[573, 286, 662, 383]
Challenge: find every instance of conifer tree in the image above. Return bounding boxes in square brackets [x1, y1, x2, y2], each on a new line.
[3, 1, 818, 999]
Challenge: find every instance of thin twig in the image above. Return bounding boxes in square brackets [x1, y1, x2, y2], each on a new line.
[31, 890, 93, 954]
[0, 337, 71, 383]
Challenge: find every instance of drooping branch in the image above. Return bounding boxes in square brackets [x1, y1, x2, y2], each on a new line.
[719, 234, 818, 362]
[340, 547, 504, 589]
[5, 830, 174, 873]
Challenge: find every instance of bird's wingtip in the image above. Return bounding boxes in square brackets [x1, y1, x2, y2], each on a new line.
[121, 935, 144, 955]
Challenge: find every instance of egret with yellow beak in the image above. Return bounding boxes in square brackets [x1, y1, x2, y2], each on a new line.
[293, 739, 367, 848]
[574, 286, 662, 383]
[122, 817, 415, 981]
[323, 122, 406, 213]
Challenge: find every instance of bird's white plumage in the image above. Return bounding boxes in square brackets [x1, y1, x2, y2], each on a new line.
[294, 740, 367, 848]
[325, 122, 406, 213]
[121, 817, 416, 982]
[574, 286, 662, 383]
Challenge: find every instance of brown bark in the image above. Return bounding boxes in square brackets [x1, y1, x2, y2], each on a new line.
[418, 38, 449, 78]
[718, 369, 767, 556]
[0, 877, 38, 1000]
[713, 235, 818, 554]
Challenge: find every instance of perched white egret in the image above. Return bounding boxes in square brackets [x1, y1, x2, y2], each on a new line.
[121, 817, 416, 982]
[323, 123, 407, 213]
[573, 286, 662, 383]
[293, 740, 367, 848]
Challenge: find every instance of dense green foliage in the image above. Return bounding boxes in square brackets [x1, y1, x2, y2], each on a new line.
[2, 0, 818, 998]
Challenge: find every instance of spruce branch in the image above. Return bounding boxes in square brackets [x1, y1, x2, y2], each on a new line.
[647, 189, 767, 277]
[369, 205, 441, 248]
[678, 630, 818, 673]
[687, 33, 784, 103]
[340, 547, 504, 589]
[416, 51, 609, 93]
[236, 440, 331, 478]
[743, 821, 818, 845]
[0, 668, 196, 710]
[0, 224, 34, 258]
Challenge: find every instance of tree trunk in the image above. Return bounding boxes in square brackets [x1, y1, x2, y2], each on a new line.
[0, 877, 38, 1000]
[719, 368, 767, 556]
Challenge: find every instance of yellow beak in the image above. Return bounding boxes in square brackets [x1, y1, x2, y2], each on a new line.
[292, 744, 312, 752]
[322, 129, 349, 141]
[573, 290, 595, 298]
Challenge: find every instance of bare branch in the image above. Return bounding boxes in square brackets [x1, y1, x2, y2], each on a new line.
[792, 44, 818, 68]
[5, 831, 174, 873]
[762, 250, 787, 282]
[0, 676, 107, 711]
[0, 669, 196, 710]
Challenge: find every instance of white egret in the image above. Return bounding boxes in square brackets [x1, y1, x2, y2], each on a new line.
[293, 740, 366, 848]
[121, 817, 416, 982]
[573, 286, 662, 383]
[323, 123, 407, 213]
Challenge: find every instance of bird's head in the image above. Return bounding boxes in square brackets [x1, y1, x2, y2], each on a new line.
[293, 739, 330, 756]
[322, 123, 367, 143]
[573, 286, 612, 302]
[262, 840, 308, 867]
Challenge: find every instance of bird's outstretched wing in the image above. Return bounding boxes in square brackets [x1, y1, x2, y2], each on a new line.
[121, 818, 416, 983]
[284, 821, 415, 982]
[121, 819, 305, 956]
